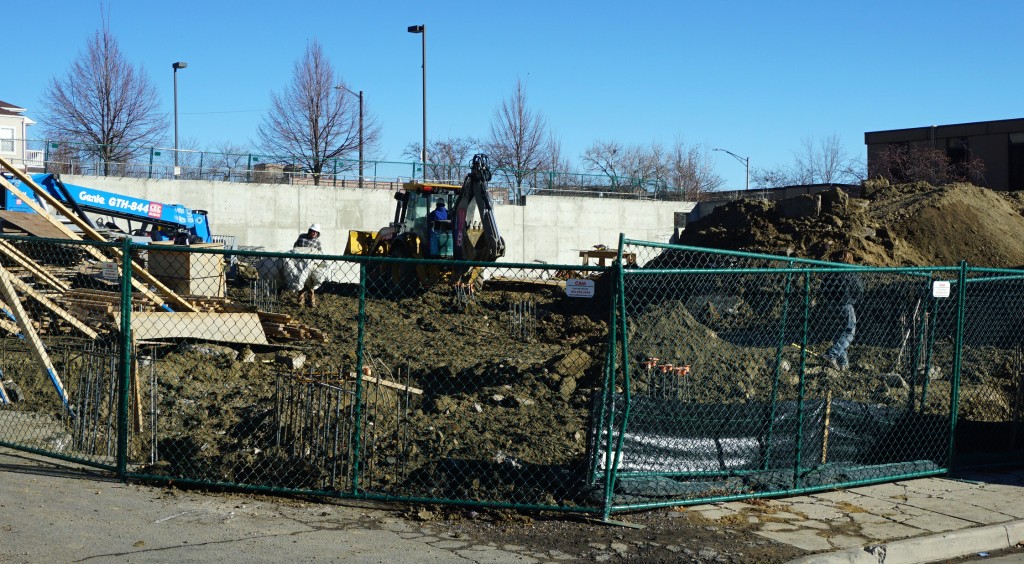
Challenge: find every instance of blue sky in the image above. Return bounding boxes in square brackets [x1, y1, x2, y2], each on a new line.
[6, 0, 1022, 189]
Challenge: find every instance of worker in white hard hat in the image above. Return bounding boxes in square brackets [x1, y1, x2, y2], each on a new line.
[294, 223, 322, 251]
[293, 223, 323, 307]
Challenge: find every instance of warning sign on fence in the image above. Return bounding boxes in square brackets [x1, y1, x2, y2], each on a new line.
[565, 279, 595, 298]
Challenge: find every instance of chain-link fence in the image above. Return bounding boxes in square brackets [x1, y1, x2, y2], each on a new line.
[8, 139, 677, 202]
[0, 233, 1021, 516]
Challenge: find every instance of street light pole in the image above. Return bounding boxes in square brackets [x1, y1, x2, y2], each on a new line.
[172, 61, 188, 176]
[335, 85, 364, 188]
[407, 24, 426, 170]
[714, 148, 749, 191]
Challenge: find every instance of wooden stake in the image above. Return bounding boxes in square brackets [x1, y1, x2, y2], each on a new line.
[131, 336, 143, 433]
[821, 390, 832, 464]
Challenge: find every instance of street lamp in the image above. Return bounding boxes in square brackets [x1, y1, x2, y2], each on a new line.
[335, 85, 364, 188]
[407, 24, 426, 170]
[714, 148, 749, 191]
[172, 61, 188, 176]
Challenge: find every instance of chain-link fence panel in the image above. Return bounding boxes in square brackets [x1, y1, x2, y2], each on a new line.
[603, 241, 957, 512]
[357, 258, 611, 511]
[953, 268, 1024, 467]
[0, 235, 129, 470]
[125, 247, 360, 491]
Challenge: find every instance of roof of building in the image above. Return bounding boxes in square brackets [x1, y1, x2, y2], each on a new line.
[0, 100, 26, 113]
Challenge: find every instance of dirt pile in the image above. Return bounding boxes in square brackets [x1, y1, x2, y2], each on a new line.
[679, 181, 1024, 267]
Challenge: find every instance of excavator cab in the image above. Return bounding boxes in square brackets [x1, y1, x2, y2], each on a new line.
[347, 154, 505, 296]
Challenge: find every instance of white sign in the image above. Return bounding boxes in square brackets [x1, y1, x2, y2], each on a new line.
[101, 262, 120, 281]
[565, 278, 595, 298]
[932, 280, 951, 298]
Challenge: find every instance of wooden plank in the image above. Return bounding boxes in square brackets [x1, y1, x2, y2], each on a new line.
[0, 239, 68, 291]
[0, 210, 73, 240]
[0, 302, 22, 335]
[0, 266, 71, 410]
[349, 370, 423, 395]
[6, 276, 99, 339]
[112, 312, 269, 345]
[0, 165, 196, 313]
[130, 336, 142, 433]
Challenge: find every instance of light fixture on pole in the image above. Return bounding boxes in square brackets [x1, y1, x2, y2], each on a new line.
[335, 85, 364, 188]
[172, 61, 188, 176]
[407, 24, 426, 171]
[713, 147, 749, 191]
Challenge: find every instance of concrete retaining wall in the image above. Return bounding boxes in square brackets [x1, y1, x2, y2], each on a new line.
[64, 175, 692, 266]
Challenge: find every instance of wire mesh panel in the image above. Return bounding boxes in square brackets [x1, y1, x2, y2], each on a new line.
[126, 249, 360, 490]
[954, 269, 1024, 466]
[357, 259, 611, 511]
[0, 236, 127, 469]
[603, 241, 957, 512]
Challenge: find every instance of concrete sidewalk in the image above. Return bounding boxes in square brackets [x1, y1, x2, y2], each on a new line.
[3, 444, 1023, 563]
[689, 467, 1024, 563]
[0, 449, 540, 563]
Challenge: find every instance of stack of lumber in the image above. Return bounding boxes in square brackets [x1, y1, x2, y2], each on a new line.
[257, 311, 328, 342]
[61, 289, 162, 315]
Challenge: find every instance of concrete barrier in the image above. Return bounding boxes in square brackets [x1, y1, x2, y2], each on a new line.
[63, 175, 693, 266]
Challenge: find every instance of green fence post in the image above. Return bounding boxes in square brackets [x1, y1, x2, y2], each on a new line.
[198, 151, 205, 179]
[601, 233, 631, 520]
[43, 140, 50, 174]
[948, 261, 969, 467]
[792, 270, 813, 489]
[351, 260, 368, 494]
[148, 147, 155, 179]
[116, 237, 134, 480]
[333, 159, 338, 187]
[246, 154, 252, 183]
[595, 238, 622, 515]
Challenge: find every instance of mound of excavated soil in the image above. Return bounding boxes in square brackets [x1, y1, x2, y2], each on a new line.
[679, 181, 1024, 267]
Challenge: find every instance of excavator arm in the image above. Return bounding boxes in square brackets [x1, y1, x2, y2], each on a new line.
[452, 154, 505, 262]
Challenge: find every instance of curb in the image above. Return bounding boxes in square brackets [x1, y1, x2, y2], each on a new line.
[786, 519, 1024, 564]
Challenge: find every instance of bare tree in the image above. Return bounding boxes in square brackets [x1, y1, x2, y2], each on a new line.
[208, 142, 250, 182]
[403, 137, 479, 182]
[581, 141, 666, 193]
[257, 40, 380, 186]
[754, 134, 863, 189]
[869, 144, 985, 186]
[542, 132, 578, 192]
[41, 25, 166, 176]
[486, 79, 550, 200]
[668, 140, 724, 200]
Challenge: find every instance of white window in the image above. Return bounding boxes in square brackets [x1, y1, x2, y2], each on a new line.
[0, 127, 14, 153]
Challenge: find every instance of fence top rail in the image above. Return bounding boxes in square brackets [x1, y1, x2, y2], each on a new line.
[624, 265, 957, 276]
[621, 238, 855, 269]
[621, 237, 957, 277]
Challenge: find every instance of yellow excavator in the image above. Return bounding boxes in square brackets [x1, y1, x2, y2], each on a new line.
[345, 154, 506, 294]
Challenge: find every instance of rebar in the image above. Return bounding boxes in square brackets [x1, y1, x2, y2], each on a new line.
[507, 298, 537, 341]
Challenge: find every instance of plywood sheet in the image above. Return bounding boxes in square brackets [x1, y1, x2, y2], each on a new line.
[0, 210, 72, 240]
[113, 312, 269, 345]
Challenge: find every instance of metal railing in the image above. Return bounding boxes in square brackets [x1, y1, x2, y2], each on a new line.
[6, 139, 677, 202]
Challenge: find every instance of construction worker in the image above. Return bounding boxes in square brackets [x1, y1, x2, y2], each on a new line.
[294, 223, 322, 307]
[294, 223, 322, 251]
[428, 201, 449, 257]
[820, 250, 864, 371]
